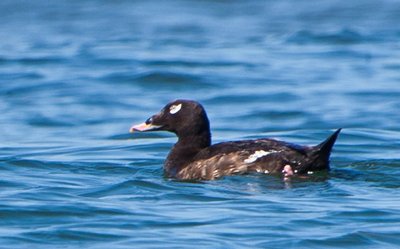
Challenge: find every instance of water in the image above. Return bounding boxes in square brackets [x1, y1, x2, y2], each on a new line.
[1, 0, 400, 248]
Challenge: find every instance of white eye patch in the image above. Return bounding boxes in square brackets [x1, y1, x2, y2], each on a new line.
[169, 103, 182, 114]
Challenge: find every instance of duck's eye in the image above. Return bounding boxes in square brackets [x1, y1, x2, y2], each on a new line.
[169, 103, 182, 114]
[145, 117, 153, 124]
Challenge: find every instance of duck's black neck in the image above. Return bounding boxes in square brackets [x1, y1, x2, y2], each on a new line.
[164, 130, 211, 177]
[177, 129, 211, 149]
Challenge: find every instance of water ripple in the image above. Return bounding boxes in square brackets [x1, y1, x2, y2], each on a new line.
[1, 0, 400, 248]
[287, 29, 379, 45]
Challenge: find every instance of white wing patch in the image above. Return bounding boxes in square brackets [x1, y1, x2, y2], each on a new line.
[169, 103, 182, 114]
[244, 150, 279, 163]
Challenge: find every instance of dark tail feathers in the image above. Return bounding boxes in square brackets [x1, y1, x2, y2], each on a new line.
[305, 128, 342, 172]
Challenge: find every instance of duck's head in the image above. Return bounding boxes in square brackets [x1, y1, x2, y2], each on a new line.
[130, 99, 210, 137]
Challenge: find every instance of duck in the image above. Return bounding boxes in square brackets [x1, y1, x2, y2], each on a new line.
[130, 99, 341, 181]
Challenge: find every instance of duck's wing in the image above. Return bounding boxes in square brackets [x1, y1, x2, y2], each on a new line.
[175, 139, 309, 180]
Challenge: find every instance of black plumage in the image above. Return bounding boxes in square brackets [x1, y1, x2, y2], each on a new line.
[130, 99, 341, 180]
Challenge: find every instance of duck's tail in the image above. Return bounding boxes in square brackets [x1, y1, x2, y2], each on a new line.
[303, 128, 342, 173]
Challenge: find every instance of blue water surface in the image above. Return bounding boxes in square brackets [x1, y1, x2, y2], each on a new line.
[1, 0, 400, 248]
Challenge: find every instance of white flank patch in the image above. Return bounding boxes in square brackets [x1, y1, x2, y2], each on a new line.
[169, 103, 182, 114]
[307, 171, 314, 175]
[244, 150, 278, 163]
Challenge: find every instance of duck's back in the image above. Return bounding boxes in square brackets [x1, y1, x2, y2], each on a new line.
[175, 138, 313, 180]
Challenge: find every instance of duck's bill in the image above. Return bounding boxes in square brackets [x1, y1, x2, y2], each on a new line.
[129, 122, 162, 133]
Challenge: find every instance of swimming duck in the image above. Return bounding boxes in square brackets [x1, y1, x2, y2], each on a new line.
[130, 99, 341, 181]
